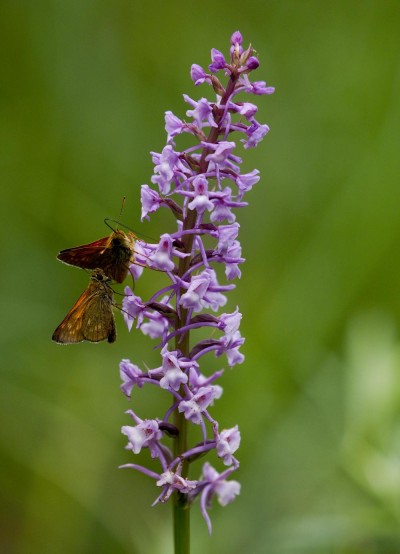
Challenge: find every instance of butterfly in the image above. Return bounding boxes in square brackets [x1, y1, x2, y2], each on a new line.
[57, 228, 136, 283]
[52, 269, 116, 344]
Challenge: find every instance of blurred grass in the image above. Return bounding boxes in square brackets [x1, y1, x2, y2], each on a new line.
[1, 1, 400, 553]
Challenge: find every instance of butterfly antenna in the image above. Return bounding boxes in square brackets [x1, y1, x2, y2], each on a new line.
[112, 290, 126, 297]
[104, 218, 117, 232]
[119, 196, 126, 217]
[104, 218, 157, 242]
[104, 197, 126, 233]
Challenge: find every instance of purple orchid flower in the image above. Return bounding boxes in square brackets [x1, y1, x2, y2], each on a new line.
[119, 30, 274, 540]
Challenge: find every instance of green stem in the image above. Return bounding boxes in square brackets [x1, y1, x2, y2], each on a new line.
[173, 409, 190, 553]
[172, 71, 239, 554]
[172, 219, 194, 554]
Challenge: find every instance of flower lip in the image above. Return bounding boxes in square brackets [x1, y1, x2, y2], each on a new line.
[209, 48, 226, 73]
[191, 64, 208, 85]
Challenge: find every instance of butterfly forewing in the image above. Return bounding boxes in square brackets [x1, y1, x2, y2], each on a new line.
[52, 269, 116, 344]
[57, 230, 136, 283]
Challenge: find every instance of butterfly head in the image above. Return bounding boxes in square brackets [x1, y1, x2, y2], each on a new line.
[91, 269, 111, 284]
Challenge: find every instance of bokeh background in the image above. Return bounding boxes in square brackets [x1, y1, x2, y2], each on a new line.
[1, 1, 400, 553]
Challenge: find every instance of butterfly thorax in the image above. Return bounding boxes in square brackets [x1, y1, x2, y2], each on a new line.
[111, 232, 134, 261]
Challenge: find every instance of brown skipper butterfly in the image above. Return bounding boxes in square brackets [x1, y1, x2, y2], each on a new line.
[57, 223, 136, 283]
[52, 269, 116, 344]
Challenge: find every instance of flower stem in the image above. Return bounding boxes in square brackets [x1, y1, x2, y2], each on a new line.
[173, 409, 190, 553]
[172, 74, 240, 553]
[173, 221, 193, 553]
[172, 356, 190, 551]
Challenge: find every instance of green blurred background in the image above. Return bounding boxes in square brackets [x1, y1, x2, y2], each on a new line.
[1, 1, 400, 553]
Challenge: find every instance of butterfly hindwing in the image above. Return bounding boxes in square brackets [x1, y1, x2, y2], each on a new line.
[82, 289, 116, 343]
